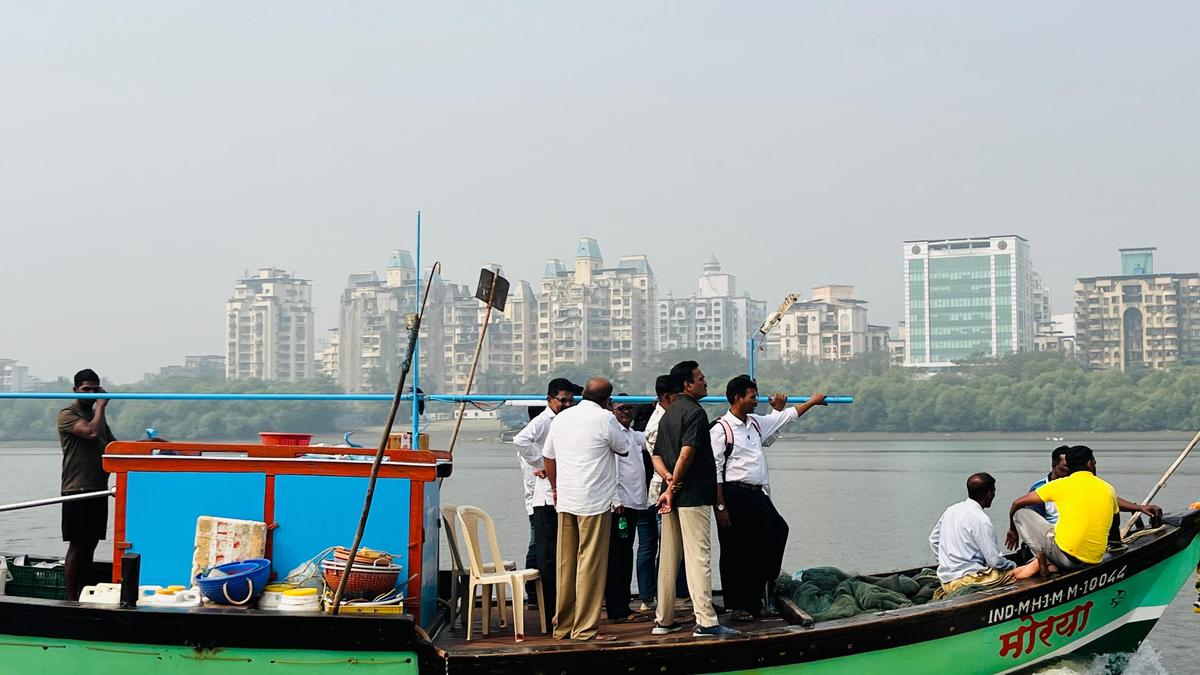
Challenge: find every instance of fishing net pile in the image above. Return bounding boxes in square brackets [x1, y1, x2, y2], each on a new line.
[774, 566, 941, 622]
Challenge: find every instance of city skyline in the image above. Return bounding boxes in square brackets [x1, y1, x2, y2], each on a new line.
[4, 234, 1198, 385]
[4, 4, 1198, 382]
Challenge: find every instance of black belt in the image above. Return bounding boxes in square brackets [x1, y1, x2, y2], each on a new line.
[726, 481, 764, 492]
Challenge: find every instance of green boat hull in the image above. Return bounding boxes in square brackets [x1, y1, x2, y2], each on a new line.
[2, 521, 1196, 674]
[0, 639, 419, 674]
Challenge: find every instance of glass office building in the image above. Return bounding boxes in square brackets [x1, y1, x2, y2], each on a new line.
[903, 236, 1034, 367]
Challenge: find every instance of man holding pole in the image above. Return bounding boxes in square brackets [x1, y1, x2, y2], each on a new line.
[711, 375, 826, 621]
[57, 368, 116, 601]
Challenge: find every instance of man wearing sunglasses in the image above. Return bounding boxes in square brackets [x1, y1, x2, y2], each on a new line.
[56, 368, 118, 601]
[514, 377, 582, 625]
[603, 396, 655, 623]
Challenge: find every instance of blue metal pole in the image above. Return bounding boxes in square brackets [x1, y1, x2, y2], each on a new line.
[412, 210, 421, 445]
[748, 335, 757, 380]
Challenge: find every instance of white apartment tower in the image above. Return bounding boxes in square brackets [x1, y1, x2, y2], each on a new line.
[771, 285, 885, 363]
[443, 268, 539, 391]
[656, 256, 766, 357]
[225, 268, 315, 382]
[537, 238, 655, 375]
[337, 250, 448, 393]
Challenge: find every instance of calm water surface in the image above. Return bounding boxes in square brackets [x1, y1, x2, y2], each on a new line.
[2, 434, 1196, 673]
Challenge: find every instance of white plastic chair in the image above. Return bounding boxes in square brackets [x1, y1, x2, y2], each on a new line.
[442, 503, 517, 630]
[456, 505, 546, 642]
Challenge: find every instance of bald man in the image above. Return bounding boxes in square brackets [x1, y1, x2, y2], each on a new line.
[543, 378, 629, 641]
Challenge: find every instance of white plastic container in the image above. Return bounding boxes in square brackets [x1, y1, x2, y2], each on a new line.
[137, 586, 201, 608]
[79, 582, 123, 605]
[0, 556, 10, 595]
[258, 583, 298, 611]
[278, 587, 321, 613]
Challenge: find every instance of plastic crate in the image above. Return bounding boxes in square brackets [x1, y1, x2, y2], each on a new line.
[6, 556, 66, 600]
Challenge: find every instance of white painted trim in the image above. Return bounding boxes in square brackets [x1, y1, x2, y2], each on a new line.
[994, 604, 1168, 675]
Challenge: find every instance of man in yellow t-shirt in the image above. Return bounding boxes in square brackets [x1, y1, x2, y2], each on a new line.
[1007, 446, 1161, 572]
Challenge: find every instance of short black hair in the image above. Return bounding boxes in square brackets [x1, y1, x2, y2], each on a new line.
[547, 377, 582, 398]
[670, 360, 700, 386]
[74, 369, 100, 388]
[725, 374, 757, 404]
[1065, 445, 1095, 472]
[966, 472, 996, 500]
[655, 374, 681, 399]
[1051, 445, 1069, 467]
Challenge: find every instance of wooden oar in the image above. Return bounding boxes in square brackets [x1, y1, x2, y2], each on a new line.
[330, 262, 441, 614]
[1121, 428, 1200, 539]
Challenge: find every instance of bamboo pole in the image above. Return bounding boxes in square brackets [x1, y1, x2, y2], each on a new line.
[330, 262, 440, 614]
[1121, 428, 1200, 538]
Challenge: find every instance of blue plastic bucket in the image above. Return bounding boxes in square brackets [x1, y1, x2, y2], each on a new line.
[195, 558, 271, 606]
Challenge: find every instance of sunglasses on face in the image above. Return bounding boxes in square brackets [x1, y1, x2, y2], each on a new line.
[614, 405, 635, 414]
[552, 397, 575, 405]
[78, 386, 101, 392]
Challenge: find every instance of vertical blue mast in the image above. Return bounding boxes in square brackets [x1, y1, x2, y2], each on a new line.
[412, 211, 421, 444]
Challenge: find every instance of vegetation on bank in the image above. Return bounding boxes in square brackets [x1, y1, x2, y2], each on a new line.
[2, 352, 1198, 441]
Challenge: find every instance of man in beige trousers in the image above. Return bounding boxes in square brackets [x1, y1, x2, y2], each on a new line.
[543, 378, 628, 641]
[652, 361, 741, 637]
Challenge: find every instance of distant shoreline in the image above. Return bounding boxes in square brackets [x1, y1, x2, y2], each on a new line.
[2, 426, 1193, 450]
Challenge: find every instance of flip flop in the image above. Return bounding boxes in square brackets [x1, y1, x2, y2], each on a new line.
[612, 613, 651, 624]
[730, 610, 756, 623]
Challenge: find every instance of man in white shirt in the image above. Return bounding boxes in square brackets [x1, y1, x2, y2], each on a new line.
[604, 397, 655, 623]
[543, 378, 628, 641]
[711, 375, 826, 622]
[930, 473, 1037, 599]
[513, 377, 580, 624]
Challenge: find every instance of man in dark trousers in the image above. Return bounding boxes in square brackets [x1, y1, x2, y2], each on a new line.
[652, 360, 740, 637]
[57, 368, 116, 601]
[711, 375, 826, 622]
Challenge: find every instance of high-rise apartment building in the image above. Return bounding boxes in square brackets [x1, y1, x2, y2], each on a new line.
[0, 358, 30, 392]
[903, 236, 1035, 367]
[537, 238, 655, 375]
[655, 257, 767, 357]
[769, 285, 887, 363]
[1074, 248, 1200, 371]
[225, 268, 315, 382]
[442, 268, 539, 391]
[337, 250, 448, 393]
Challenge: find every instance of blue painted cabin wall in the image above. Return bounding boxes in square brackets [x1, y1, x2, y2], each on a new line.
[123, 471, 415, 597]
[272, 475, 410, 586]
[125, 472, 265, 586]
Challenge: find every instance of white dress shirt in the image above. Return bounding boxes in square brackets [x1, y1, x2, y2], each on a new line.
[614, 426, 650, 510]
[709, 407, 798, 489]
[929, 498, 1016, 584]
[513, 407, 556, 513]
[542, 400, 626, 516]
[645, 403, 668, 498]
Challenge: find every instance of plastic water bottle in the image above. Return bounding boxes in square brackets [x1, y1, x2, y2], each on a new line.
[618, 514, 629, 539]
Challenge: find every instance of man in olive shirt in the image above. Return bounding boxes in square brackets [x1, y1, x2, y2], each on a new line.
[651, 361, 739, 637]
[57, 368, 117, 601]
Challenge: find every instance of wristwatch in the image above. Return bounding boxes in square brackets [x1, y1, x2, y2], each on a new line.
[716, 504, 726, 512]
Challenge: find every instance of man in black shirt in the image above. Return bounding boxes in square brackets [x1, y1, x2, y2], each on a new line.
[57, 368, 116, 601]
[651, 361, 740, 637]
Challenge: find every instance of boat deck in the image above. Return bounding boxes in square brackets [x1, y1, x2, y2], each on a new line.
[435, 603, 790, 655]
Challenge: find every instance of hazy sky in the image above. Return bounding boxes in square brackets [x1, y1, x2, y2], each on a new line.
[3, 3, 1197, 384]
